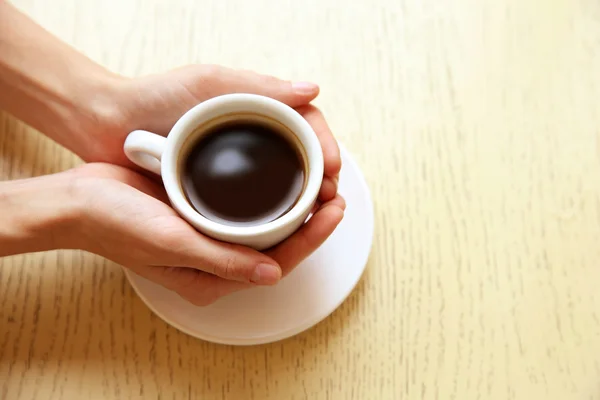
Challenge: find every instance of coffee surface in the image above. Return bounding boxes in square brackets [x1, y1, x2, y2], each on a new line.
[182, 121, 305, 226]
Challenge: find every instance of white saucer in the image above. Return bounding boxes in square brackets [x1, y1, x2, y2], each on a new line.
[124, 146, 374, 345]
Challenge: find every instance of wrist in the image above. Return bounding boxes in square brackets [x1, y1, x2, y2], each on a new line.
[56, 71, 131, 161]
[0, 2, 131, 163]
[0, 171, 85, 256]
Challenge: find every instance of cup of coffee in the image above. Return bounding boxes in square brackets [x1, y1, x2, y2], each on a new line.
[123, 94, 324, 250]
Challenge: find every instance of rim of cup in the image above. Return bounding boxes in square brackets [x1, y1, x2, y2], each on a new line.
[161, 93, 324, 238]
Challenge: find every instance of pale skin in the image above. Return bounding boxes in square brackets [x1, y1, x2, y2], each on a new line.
[0, 1, 344, 306]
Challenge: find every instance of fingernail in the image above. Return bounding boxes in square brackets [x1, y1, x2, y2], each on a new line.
[292, 81, 319, 95]
[251, 263, 281, 285]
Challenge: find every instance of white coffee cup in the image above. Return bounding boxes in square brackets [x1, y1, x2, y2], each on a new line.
[123, 94, 324, 250]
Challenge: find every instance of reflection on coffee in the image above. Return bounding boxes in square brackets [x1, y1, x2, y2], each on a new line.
[182, 119, 305, 227]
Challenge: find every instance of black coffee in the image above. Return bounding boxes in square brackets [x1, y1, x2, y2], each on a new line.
[182, 120, 305, 226]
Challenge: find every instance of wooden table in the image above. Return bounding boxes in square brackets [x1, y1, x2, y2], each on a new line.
[2, 0, 600, 398]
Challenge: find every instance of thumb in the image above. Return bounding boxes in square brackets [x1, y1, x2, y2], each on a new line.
[80, 163, 284, 286]
[164, 232, 283, 286]
[194, 65, 320, 108]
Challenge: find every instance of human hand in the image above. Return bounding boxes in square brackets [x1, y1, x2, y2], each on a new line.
[0, 6, 339, 199]
[84, 65, 341, 202]
[69, 163, 345, 305]
[0, 6, 345, 305]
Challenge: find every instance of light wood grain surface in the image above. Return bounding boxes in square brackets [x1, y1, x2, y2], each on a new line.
[2, 0, 600, 398]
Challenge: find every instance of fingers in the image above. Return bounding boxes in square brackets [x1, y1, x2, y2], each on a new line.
[319, 176, 338, 202]
[296, 105, 342, 178]
[132, 265, 250, 306]
[137, 194, 346, 306]
[297, 105, 341, 202]
[76, 164, 283, 286]
[194, 65, 320, 108]
[266, 195, 345, 276]
[160, 231, 282, 286]
[132, 194, 346, 306]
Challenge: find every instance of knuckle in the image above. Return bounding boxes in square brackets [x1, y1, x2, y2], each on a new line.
[265, 74, 283, 85]
[257, 73, 287, 90]
[218, 254, 242, 280]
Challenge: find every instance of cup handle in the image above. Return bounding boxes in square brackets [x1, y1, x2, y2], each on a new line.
[123, 130, 167, 176]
